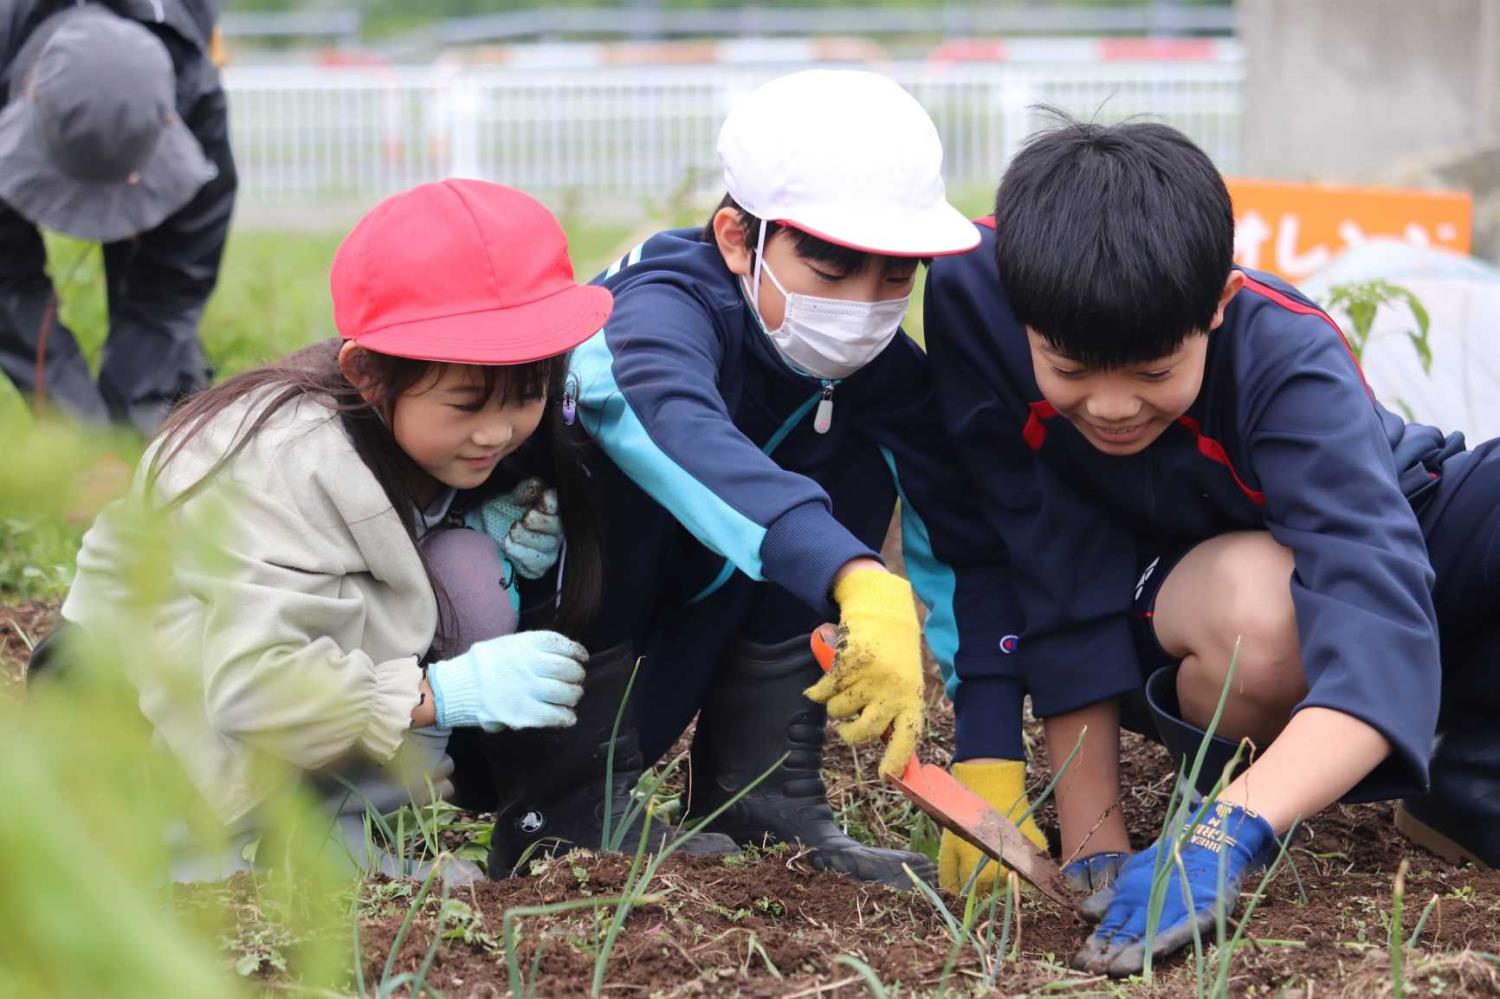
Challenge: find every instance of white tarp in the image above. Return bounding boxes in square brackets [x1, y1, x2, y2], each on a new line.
[1300, 239, 1500, 444]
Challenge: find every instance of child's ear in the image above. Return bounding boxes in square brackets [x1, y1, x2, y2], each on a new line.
[1209, 271, 1246, 331]
[712, 207, 754, 277]
[337, 340, 379, 406]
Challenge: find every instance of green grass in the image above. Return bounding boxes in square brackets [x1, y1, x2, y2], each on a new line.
[8, 220, 635, 399]
[0, 518, 81, 603]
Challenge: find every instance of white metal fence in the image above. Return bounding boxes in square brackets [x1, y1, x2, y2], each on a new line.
[222, 60, 1243, 204]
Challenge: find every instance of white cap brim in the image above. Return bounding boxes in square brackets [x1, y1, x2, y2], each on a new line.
[771, 199, 981, 258]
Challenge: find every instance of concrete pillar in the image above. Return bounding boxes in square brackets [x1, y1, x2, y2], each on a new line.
[1240, 0, 1500, 181]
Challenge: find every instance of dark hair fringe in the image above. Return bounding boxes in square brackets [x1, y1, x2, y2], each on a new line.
[147, 339, 600, 649]
[701, 194, 923, 274]
[993, 107, 1235, 368]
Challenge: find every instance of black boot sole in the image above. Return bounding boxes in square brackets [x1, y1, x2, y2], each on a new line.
[1395, 802, 1492, 868]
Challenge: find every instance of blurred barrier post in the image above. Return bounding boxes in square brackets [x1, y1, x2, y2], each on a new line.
[221, 59, 1243, 205]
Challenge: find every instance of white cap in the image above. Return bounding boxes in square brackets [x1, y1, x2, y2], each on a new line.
[717, 69, 979, 257]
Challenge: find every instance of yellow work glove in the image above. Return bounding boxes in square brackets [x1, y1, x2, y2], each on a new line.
[938, 760, 1049, 895]
[803, 568, 925, 777]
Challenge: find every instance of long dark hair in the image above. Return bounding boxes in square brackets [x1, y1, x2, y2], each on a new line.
[147, 338, 601, 646]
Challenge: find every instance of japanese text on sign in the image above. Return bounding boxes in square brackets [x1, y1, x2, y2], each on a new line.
[1228, 179, 1473, 281]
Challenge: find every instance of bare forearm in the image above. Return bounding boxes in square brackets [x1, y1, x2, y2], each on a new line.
[1219, 706, 1389, 833]
[1043, 702, 1131, 861]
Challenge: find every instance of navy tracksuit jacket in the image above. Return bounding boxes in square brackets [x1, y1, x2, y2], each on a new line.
[924, 219, 1478, 798]
[570, 228, 1025, 761]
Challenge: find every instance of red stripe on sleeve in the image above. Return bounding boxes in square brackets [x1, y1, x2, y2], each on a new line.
[1239, 275, 1372, 398]
[1176, 415, 1267, 505]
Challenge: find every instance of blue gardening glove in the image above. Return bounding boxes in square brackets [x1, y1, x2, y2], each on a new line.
[425, 631, 587, 732]
[1063, 852, 1131, 923]
[466, 477, 564, 581]
[1074, 802, 1278, 977]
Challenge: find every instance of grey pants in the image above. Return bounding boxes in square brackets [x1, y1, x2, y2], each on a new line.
[422, 525, 518, 656]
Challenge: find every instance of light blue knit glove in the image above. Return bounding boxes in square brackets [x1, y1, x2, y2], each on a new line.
[465, 478, 564, 581]
[504, 484, 562, 580]
[425, 631, 587, 732]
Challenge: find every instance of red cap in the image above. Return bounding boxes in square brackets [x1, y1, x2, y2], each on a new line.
[331, 179, 613, 364]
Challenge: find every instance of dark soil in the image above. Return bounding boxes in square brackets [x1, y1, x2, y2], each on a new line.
[352, 732, 1500, 998]
[355, 519, 1500, 996]
[359, 850, 1033, 998]
[10, 518, 1500, 994]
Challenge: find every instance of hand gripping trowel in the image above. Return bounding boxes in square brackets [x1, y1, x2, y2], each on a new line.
[811, 624, 1075, 908]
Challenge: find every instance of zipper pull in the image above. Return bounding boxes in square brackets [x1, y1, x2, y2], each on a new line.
[814, 383, 834, 434]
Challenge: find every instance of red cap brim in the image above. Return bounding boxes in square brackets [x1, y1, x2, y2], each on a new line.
[351, 284, 613, 365]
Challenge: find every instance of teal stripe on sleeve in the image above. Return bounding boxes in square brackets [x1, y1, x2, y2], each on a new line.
[688, 388, 824, 604]
[569, 328, 770, 579]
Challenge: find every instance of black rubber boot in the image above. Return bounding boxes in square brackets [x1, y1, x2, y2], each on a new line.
[687, 633, 938, 889]
[485, 642, 738, 877]
[1395, 646, 1500, 868]
[24, 623, 73, 684]
[1145, 665, 1251, 799]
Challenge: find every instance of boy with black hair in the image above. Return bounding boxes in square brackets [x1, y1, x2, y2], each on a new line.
[924, 116, 1500, 975]
[481, 70, 1044, 888]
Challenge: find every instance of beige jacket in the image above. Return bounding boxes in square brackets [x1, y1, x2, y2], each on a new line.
[62, 392, 438, 823]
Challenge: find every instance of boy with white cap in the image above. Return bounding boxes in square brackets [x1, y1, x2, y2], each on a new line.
[481, 69, 1041, 887]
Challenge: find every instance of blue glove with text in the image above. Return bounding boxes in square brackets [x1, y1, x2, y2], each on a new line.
[1074, 802, 1277, 977]
[426, 631, 587, 732]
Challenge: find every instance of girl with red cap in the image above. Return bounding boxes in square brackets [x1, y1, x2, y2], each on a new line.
[47, 180, 715, 879]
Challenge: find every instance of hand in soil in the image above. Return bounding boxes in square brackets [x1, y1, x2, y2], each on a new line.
[1074, 801, 1277, 977]
[937, 759, 1049, 893]
[1062, 850, 1131, 922]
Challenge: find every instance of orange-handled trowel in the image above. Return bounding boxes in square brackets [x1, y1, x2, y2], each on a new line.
[811, 624, 1075, 908]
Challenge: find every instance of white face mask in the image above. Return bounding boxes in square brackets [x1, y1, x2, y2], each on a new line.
[743, 225, 910, 381]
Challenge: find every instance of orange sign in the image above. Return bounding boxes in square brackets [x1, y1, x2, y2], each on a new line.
[1227, 179, 1472, 282]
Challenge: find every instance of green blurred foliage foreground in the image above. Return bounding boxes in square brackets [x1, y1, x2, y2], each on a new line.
[0, 426, 379, 995]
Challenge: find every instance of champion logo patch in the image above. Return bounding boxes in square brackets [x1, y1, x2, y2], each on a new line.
[518, 810, 546, 834]
[999, 634, 1020, 654]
